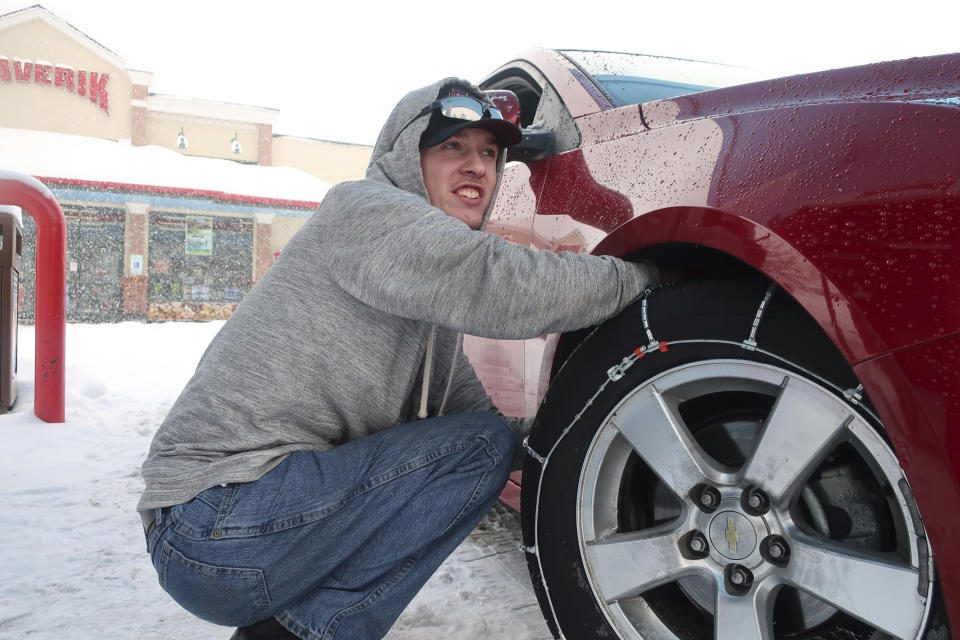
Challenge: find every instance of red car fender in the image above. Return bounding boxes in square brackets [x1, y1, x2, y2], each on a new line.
[534, 101, 960, 364]
[592, 205, 887, 363]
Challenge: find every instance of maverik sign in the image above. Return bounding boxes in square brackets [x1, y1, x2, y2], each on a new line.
[0, 56, 110, 114]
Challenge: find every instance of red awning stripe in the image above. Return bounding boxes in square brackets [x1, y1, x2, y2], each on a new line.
[34, 175, 322, 209]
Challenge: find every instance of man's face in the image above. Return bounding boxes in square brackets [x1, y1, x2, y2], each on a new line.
[420, 127, 499, 230]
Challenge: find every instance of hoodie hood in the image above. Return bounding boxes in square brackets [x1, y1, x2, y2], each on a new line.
[365, 77, 508, 231]
[364, 77, 512, 419]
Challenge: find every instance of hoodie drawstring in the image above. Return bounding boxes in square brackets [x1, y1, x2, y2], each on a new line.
[437, 333, 462, 417]
[417, 326, 436, 419]
[418, 328, 462, 419]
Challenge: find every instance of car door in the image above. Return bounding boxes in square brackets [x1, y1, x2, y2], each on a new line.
[464, 62, 583, 418]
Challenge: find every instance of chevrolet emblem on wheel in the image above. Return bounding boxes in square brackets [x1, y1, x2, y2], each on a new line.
[725, 518, 739, 554]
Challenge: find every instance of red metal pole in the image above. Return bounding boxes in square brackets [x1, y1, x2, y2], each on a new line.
[0, 170, 66, 423]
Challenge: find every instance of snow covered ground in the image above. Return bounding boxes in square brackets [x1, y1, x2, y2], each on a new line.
[0, 321, 551, 639]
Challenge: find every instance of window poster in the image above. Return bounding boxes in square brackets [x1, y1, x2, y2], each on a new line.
[185, 216, 213, 255]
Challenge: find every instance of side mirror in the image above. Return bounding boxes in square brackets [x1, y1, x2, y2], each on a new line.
[508, 126, 555, 164]
[483, 88, 556, 164]
[484, 89, 522, 126]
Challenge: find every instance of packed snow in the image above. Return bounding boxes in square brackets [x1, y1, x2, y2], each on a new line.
[0, 321, 551, 639]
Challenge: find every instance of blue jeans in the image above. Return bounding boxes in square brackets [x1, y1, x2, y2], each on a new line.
[144, 412, 516, 640]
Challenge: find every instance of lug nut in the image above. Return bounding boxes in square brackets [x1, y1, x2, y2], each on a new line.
[743, 486, 770, 514]
[687, 531, 709, 556]
[726, 564, 754, 592]
[763, 535, 790, 565]
[696, 485, 721, 512]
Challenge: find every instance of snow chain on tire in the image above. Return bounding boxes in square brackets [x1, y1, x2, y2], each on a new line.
[520, 281, 877, 640]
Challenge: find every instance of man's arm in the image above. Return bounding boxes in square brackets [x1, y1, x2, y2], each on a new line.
[315, 181, 659, 341]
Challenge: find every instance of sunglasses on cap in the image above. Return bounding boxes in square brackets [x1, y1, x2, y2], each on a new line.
[388, 95, 505, 151]
[416, 95, 504, 122]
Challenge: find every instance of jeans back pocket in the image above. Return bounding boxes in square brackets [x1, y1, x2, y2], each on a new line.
[157, 541, 271, 627]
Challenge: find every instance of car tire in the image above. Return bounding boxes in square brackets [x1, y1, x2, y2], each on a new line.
[521, 277, 949, 640]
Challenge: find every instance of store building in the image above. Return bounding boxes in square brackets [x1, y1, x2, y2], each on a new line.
[0, 4, 373, 321]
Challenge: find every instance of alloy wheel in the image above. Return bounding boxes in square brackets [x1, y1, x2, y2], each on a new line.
[576, 360, 933, 640]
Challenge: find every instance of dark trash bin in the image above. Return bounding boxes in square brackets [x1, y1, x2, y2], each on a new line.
[0, 209, 23, 412]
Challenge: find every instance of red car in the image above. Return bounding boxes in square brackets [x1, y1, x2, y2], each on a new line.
[466, 49, 960, 640]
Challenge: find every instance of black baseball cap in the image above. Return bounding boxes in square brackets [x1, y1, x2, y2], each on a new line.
[419, 86, 522, 149]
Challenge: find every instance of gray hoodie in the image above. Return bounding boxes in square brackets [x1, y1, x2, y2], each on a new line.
[137, 77, 658, 510]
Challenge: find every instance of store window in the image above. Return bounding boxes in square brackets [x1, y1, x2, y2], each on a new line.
[148, 211, 253, 304]
[20, 204, 125, 323]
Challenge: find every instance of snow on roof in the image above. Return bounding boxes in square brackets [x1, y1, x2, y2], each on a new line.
[0, 127, 331, 206]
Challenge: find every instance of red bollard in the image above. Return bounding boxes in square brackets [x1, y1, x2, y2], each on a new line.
[0, 170, 66, 423]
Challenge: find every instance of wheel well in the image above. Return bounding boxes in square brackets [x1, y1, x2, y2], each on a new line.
[551, 243, 769, 379]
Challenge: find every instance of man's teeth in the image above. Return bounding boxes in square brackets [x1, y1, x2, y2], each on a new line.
[458, 188, 480, 199]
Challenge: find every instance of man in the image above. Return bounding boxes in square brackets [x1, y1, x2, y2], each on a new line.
[138, 77, 660, 640]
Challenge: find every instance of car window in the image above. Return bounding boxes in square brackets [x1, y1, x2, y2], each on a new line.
[588, 74, 713, 106]
[560, 49, 760, 107]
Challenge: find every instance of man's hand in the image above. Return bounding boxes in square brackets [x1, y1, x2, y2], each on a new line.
[657, 264, 685, 286]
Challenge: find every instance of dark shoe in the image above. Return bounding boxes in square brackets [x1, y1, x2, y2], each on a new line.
[229, 616, 299, 639]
